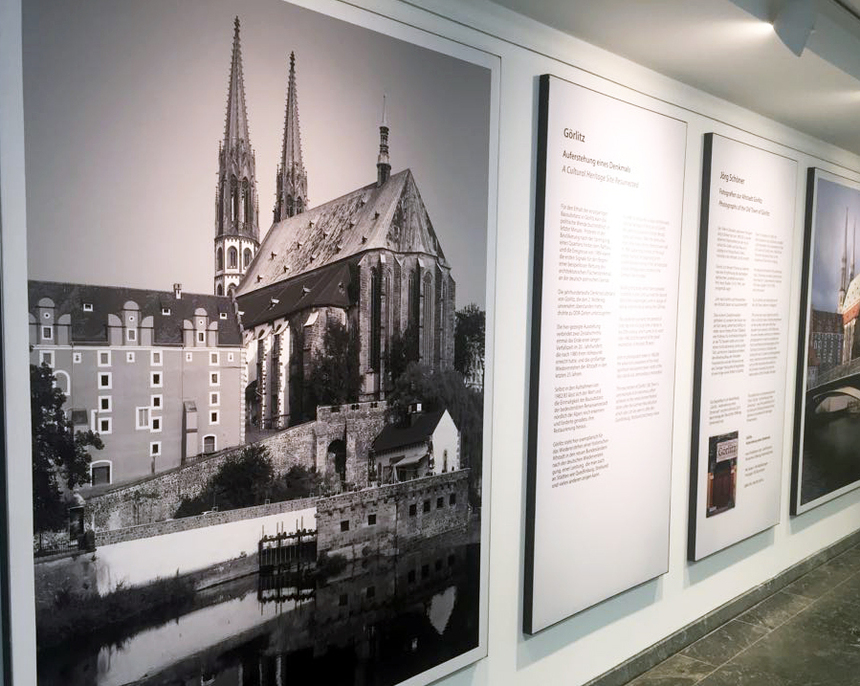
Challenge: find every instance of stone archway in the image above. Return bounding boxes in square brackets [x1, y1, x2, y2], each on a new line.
[328, 439, 347, 485]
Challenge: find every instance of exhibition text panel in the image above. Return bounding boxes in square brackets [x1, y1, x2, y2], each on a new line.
[690, 134, 796, 560]
[526, 75, 686, 632]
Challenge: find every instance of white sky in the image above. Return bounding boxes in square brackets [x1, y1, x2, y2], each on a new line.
[811, 177, 860, 312]
[23, 0, 491, 308]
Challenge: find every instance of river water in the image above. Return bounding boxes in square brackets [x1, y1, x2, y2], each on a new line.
[38, 540, 479, 686]
[802, 409, 860, 504]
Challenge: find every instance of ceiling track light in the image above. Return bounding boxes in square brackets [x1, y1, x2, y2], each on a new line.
[773, 0, 817, 56]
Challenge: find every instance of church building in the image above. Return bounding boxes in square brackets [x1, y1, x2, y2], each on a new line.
[230, 45, 456, 428]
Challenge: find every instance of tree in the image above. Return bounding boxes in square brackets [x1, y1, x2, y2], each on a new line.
[306, 318, 361, 410]
[31, 363, 103, 533]
[175, 444, 275, 517]
[388, 323, 419, 382]
[454, 304, 485, 383]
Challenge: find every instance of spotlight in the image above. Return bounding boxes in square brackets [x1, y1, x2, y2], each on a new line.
[773, 0, 816, 56]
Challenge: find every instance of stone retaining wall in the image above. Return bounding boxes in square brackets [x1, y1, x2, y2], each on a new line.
[316, 470, 470, 559]
[84, 401, 387, 531]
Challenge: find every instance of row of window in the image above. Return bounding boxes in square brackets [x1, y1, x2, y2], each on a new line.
[93, 402, 221, 432]
[408, 493, 457, 517]
[96, 370, 221, 390]
[39, 349, 235, 367]
[216, 245, 253, 271]
[337, 493, 459, 533]
[89, 433, 219, 486]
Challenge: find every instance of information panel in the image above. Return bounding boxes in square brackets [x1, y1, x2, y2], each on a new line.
[525, 75, 686, 633]
[689, 133, 796, 561]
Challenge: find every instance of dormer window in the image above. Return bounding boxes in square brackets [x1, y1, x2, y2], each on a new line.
[161, 307, 171, 316]
[219, 312, 227, 320]
[83, 303, 93, 312]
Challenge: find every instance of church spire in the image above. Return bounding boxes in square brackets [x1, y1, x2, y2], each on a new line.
[214, 17, 260, 297]
[377, 95, 391, 187]
[274, 52, 308, 222]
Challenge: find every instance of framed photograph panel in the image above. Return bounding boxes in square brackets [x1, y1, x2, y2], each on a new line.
[792, 168, 860, 515]
[6, 0, 499, 683]
[525, 74, 686, 633]
[688, 133, 796, 560]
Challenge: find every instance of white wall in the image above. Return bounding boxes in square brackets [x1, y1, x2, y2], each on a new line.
[4, 0, 860, 685]
[94, 506, 317, 594]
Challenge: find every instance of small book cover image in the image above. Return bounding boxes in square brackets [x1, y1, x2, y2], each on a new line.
[706, 430, 738, 517]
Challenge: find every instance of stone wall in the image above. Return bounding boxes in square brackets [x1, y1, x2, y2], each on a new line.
[316, 469, 470, 559]
[85, 400, 388, 531]
[94, 496, 318, 546]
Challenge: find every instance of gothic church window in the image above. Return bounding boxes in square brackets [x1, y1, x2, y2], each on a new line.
[243, 248, 252, 269]
[242, 178, 250, 225]
[216, 247, 224, 271]
[370, 268, 382, 371]
[216, 284, 224, 296]
[231, 175, 239, 224]
[423, 273, 433, 362]
[228, 247, 238, 269]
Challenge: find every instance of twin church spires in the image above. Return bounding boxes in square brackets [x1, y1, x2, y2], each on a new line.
[214, 18, 392, 296]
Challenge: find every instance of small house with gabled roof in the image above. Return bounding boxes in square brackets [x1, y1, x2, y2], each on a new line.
[369, 405, 460, 484]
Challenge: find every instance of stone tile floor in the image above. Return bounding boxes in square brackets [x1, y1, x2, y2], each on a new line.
[627, 541, 860, 685]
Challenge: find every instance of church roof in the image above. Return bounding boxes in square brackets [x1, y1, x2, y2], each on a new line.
[237, 260, 354, 329]
[237, 169, 448, 297]
[844, 274, 860, 315]
[28, 281, 241, 346]
[372, 408, 447, 454]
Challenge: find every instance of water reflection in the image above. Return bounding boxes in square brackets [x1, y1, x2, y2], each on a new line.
[802, 392, 860, 504]
[38, 537, 479, 686]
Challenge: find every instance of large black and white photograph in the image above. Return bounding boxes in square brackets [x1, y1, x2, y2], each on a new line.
[794, 168, 860, 514]
[23, 0, 494, 683]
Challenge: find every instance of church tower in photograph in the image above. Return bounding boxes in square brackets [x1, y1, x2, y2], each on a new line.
[214, 17, 261, 297]
[274, 52, 308, 222]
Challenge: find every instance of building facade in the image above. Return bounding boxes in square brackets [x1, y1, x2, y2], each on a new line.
[29, 281, 244, 486]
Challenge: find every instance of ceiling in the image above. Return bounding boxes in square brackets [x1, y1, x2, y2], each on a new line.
[487, 0, 860, 157]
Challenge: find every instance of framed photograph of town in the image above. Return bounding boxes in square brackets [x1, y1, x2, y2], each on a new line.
[792, 168, 860, 515]
[8, 0, 498, 683]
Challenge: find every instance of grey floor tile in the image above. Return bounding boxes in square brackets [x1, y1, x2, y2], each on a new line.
[695, 661, 792, 686]
[627, 654, 714, 686]
[736, 591, 812, 631]
[726, 618, 860, 686]
[680, 619, 768, 667]
[827, 568, 860, 608]
[788, 589, 860, 640]
[783, 557, 859, 600]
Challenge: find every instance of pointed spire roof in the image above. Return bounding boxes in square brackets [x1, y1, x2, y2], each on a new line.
[280, 51, 304, 175]
[223, 17, 252, 150]
[274, 51, 308, 221]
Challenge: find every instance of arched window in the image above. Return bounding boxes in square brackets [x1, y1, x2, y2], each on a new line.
[203, 435, 216, 454]
[422, 273, 433, 363]
[91, 460, 112, 486]
[216, 283, 224, 296]
[242, 178, 251, 225]
[328, 440, 347, 484]
[231, 175, 239, 224]
[216, 247, 224, 271]
[286, 194, 293, 218]
[370, 268, 381, 371]
[243, 248, 252, 269]
[228, 247, 238, 269]
[227, 285, 235, 299]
